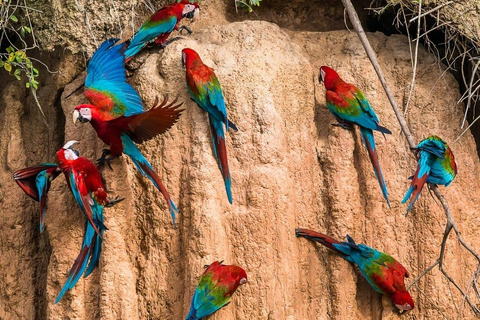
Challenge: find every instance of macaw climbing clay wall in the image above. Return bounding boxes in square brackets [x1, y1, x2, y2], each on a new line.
[1, 1, 480, 319]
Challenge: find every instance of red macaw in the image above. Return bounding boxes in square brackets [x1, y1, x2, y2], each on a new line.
[296, 228, 414, 311]
[125, 0, 200, 60]
[182, 48, 238, 204]
[14, 141, 123, 303]
[319, 66, 391, 207]
[186, 261, 247, 319]
[72, 38, 183, 226]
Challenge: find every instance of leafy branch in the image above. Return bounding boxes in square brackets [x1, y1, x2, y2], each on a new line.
[235, 0, 261, 13]
[0, 0, 50, 128]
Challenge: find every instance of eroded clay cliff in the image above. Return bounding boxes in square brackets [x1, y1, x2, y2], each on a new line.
[1, 1, 480, 320]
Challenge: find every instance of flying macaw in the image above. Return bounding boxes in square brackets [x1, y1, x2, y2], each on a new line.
[319, 66, 391, 207]
[296, 228, 414, 311]
[125, 0, 200, 60]
[14, 163, 61, 231]
[72, 38, 183, 227]
[182, 48, 238, 204]
[402, 135, 457, 214]
[186, 261, 247, 320]
[14, 141, 123, 303]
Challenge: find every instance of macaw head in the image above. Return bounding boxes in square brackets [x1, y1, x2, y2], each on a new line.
[236, 266, 248, 286]
[319, 66, 341, 90]
[179, 0, 199, 19]
[182, 48, 201, 68]
[392, 290, 414, 311]
[62, 140, 80, 160]
[73, 105, 93, 124]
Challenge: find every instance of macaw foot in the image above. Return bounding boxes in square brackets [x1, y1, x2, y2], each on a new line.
[178, 25, 193, 35]
[331, 121, 354, 130]
[160, 36, 183, 49]
[96, 149, 115, 170]
[106, 196, 125, 207]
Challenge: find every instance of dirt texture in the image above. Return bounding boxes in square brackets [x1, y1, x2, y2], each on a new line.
[1, 1, 480, 320]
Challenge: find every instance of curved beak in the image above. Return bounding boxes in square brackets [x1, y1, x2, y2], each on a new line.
[73, 110, 80, 124]
[63, 140, 79, 150]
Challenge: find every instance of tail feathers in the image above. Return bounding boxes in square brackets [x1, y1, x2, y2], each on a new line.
[209, 115, 232, 204]
[55, 209, 105, 304]
[295, 228, 347, 258]
[121, 134, 178, 226]
[401, 164, 430, 214]
[360, 127, 390, 208]
[39, 177, 49, 232]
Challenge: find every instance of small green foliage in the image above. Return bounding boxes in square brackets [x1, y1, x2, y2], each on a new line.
[1, 1, 42, 90]
[235, 0, 261, 13]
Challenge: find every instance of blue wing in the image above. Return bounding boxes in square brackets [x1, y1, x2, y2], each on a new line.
[85, 38, 144, 117]
[125, 15, 177, 59]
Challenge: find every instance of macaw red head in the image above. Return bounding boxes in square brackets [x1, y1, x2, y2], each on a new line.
[319, 66, 341, 90]
[73, 104, 93, 124]
[235, 266, 248, 286]
[182, 48, 201, 68]
[179, 0, 199, 19]
[392, 290, 414, 311]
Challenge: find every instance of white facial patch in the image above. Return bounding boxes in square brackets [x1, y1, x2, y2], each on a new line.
[64, 148, 79, 161]
[80, 107, 92, 121]
[182, 4, 195, 15]
[320, 69, 326, 82]
[239, 277, 247, 285]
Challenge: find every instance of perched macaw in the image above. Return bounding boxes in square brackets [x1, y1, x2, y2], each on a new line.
[14, 163, 61, 231]
[182, 48, 238, 204]
[72, 38, 183, 226]
[296, 228, 414, 311]
[14, 141, 123, 303]
[402, 135, 457, 214]
[319, 66, 391, 207]
[125, 0, 200, 60]
[186, 261, 247, 320]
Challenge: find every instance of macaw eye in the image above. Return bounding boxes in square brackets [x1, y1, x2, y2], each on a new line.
[239, 277, 247, 285]
[320, 69, 326, 81]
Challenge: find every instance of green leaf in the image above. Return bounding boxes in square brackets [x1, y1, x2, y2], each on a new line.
[15, 54, 23, 63]
[14, 68, 21, 76]
[20, 27, 25, 37]
[32, 82, 38, 90]
[0, 61, 4, 68]
[26, 82, 30, 88]
[4, 63, 12, 72]
[32, 68, 39, 75]
[24, 26, 31, 33]
[10, 15, 18, 22]
[15, 74, 21, 80]
[6, 46, 13, 54]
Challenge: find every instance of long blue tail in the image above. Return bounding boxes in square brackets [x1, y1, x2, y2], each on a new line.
[401, 153, 431, 214]
[209, 115, 232, 204]
[121, 134, 178, 226]
[55, 203, 105, 303]
[359, 127, 390, 208]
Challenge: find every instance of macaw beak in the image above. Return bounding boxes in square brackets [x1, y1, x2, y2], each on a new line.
[318, 74, 323, 83]
[73, 110, 80, 124]
[193, 7, 200, 20]
[62, 140, 79, 150]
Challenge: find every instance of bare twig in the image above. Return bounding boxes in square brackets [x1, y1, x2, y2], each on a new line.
[409, 1, 453, 23]
[341, 0, 480, 315]
[404, 0, 422, 116]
